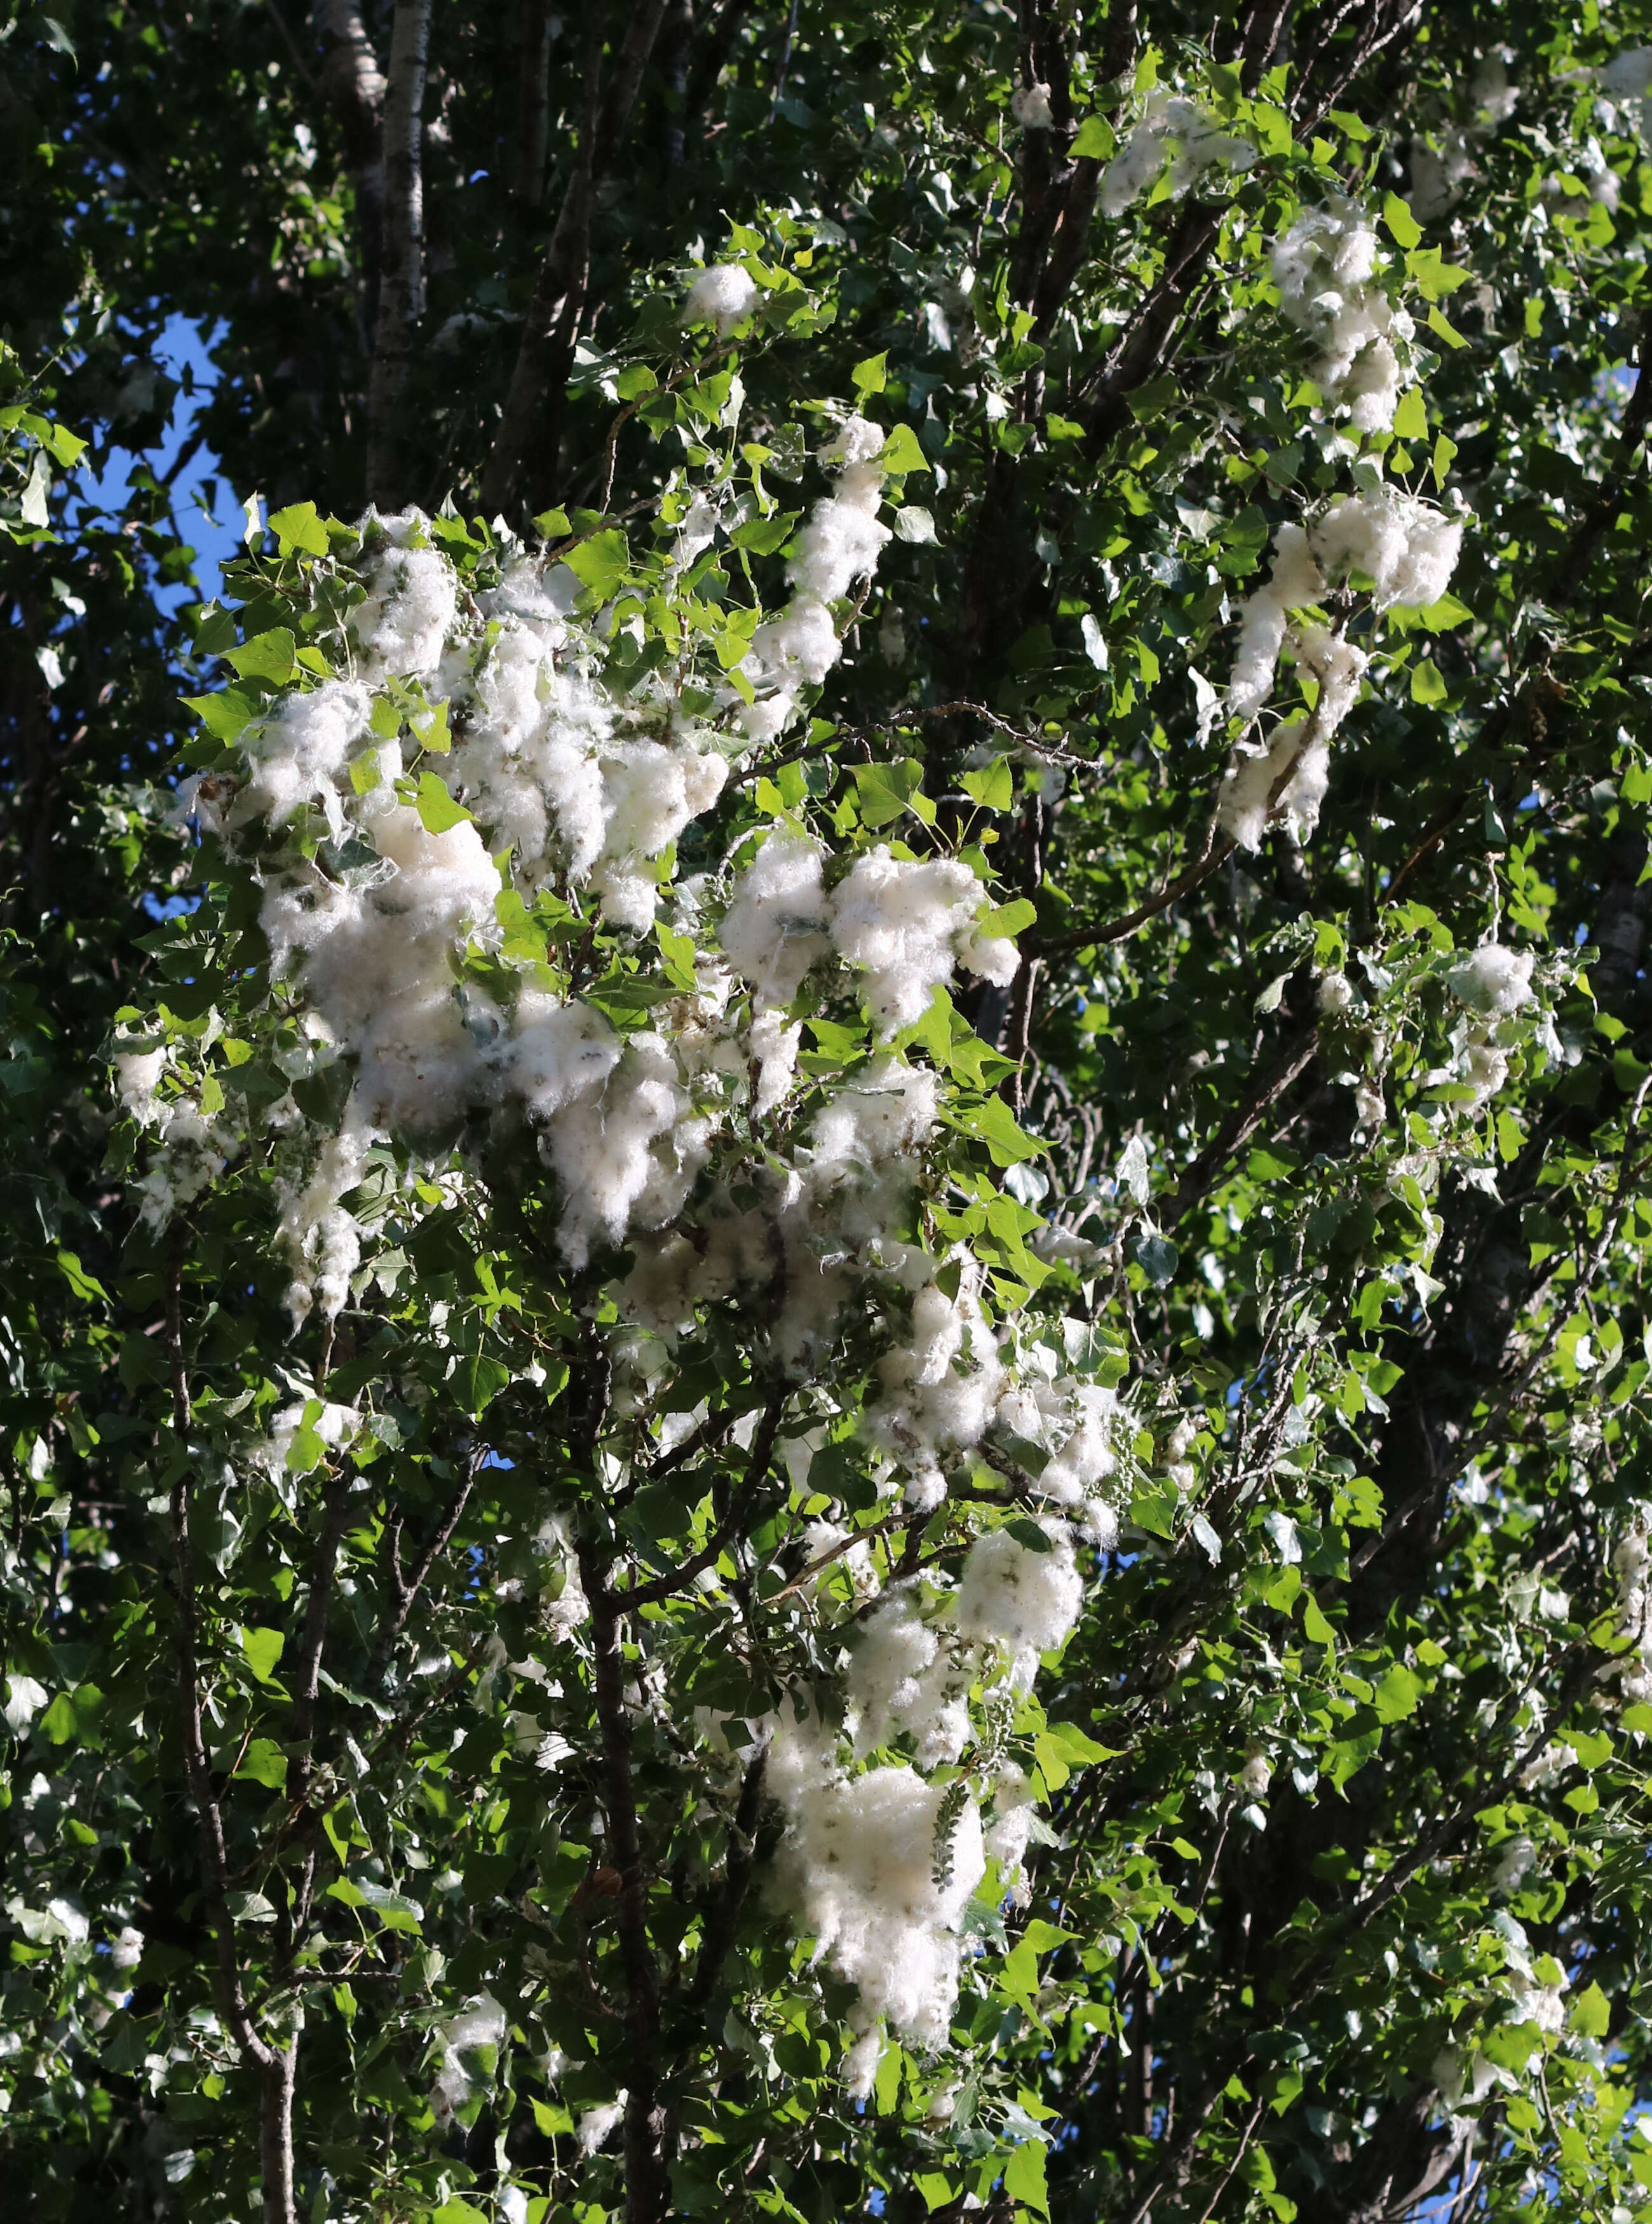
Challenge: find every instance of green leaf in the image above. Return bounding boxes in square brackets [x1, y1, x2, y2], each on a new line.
[240, 1626, 286, 1684]
[56, 1249, 110, 1303]
[877, 423, 931, 475]
[456, 1350, 511, 1416]
[962, 758, 1015, 811]
[1070, 115, 1116, 159]
[267, 501, 332, 557]
[853, 757, 925, 827]
[1372, 1665, 1423, 1723]
[180, 686, 262, 744]
[415, 770, 471, 834]
[234, 1739, 288, 1791]
[1004, 2140, 1049, 2217]
[1391, 388, 1428, 444]
[1381, 192, 1422, 249]
[851, 351, 889, 398]
[562, 527, 630, 601]
[226, 627, 297, 685]
[1405, 247, 1472, 301]
[1571, 1981, 1610, 2038]
[984, 898, 1036, 937]
[951, 1092, 1048, 1167]
[1426, 306, 1468, 349]
[1410, 658, 1447, 705]
[1303, 1596, 1336, 1648]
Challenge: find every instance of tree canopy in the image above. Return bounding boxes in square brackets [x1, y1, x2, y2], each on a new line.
[8, 5, 1652, 2223]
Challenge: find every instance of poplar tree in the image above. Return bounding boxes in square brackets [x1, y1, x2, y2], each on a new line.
[5, 8, 1652, 2224]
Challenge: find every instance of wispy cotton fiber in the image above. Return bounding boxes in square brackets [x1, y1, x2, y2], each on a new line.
[1101, 91, 1256, 217]
[846, 1590, 970, 1768]
[1215, 492, 1455, 848]
[829, 847, 998, 1034]
[1271, 202, 1414, 433]
[737, 417, 891, 743]
[1449, 942, 1534, 1017]
[954, 1521, 1085, 1685]
[769, 1730, 984, 2092]
[1309, 489, 1463, 611]
[720, 834, 832, 1008]
[684, 264, 759, 334]
[355, 527, 457, 676]
[1011, 82, 1053, 129]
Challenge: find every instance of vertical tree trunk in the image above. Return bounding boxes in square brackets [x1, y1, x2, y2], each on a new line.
[260, 2049, 299, 2224]
[367, 0, 433, 510]
[513, 0, 555, 205]
[481, 0, 670, 519]
[309, 2, 388, 349]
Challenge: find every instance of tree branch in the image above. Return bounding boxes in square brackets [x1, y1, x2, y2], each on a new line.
[366, 0, 432, 508]
[578, 1539, 667, 2224]
[623, 1388, 787, 1607]
[513, 0, 557, 206]
[687, 1740, 769, 2005]
[1165, 1024, 1320, 1227]
[309, 2, 388, 343]
[365, 1461, 476, 1687]
[163, 1244, 294, 2224]
[481, 1, 670, 517]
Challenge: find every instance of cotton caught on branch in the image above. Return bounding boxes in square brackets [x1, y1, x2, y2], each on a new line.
[1100, 92, 1256, 217]
[1010, 82, 1053, 129]
[683, 264, 759, 334]
[829, 847, 1003, 1034]
[355, 528, 458, 677]
[1271, 202, 1415, 434]
[769, 1726, 984, 2092]
[954, 1521, 1085, 1686]
[1449, 942, 1534, 1017]
[737, 417, 891, 744]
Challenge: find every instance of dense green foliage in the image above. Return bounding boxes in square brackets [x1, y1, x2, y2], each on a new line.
[10, 4, 1652, 2223]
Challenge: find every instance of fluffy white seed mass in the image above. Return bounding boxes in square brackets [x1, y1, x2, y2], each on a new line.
[830, 847, 994, 1034]
[735, 416, 893, 746]
[1271, 202, 1416, 434]
[1450, 942, 1534, 1017]
[683, 263, 759, 334]
[1215, 491, 1457, 850]
[1101, 91, 1256, 217]
[769, 1715, 985, 2092]
[148, 482, 1131, 2094]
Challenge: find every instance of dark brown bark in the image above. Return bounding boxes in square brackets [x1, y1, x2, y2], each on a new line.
[513, 0, 557, 205]
[481, 1, 671, 518]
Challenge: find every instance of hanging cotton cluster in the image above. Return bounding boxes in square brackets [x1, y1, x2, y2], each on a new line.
[736, 416, 893, 745]
[1215, 492, 1463, 851]
[1271, 201, 1416, 435]
[766, 1519, 1085, 2094]
[682, 262, 759, 334]
[1615, 1526, 1652, 1708]
[1010, 81, 1053, 129]
[112, 1045, 241, 1230]
[164, 483, 1035, 1331]
[1100, 90, 1257, 217]
[1441, 940, 1536, 1107]
[1409, 50, 1519, 222]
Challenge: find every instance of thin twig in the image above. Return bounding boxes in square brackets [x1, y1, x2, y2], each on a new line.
[623, 1388, 788, 1607]
[365, 1460, 477, 1686]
